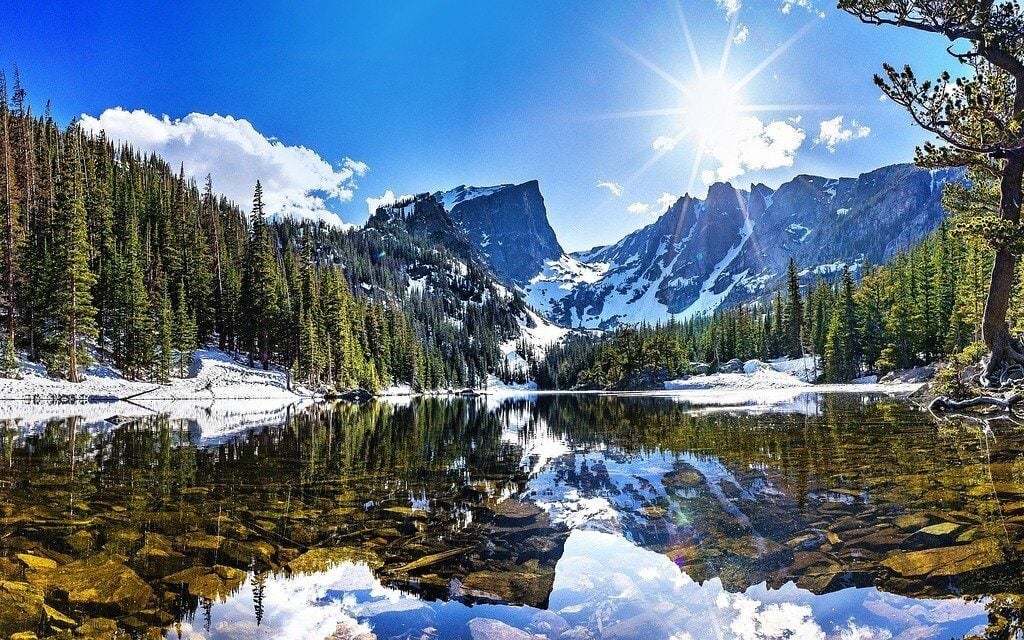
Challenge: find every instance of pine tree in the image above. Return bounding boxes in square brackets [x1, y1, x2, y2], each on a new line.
[784, 258, 804, 359]
[825, 267, 858, 382]
[49, 129, 97, 382]
[240, 182, 280, 369]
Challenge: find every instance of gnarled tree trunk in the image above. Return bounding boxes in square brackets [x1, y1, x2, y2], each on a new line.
[981, 151, 1024, 386]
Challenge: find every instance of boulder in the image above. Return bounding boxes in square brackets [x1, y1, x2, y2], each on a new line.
[719, 358, 745, 374]
[689, 362, 711, 375]
[29, 553, 153, 615]
[881, 538, 1004, 578]
[0, 580, 46, 638]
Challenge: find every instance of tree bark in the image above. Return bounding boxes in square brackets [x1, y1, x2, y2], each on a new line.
[982, 151, 1024, 384]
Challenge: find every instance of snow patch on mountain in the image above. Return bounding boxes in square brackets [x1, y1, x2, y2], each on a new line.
[435, 184, 513, 214]
[679, 217, 754, 319]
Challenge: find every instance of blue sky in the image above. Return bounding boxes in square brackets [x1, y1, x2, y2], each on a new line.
[1, 0, 955, 251]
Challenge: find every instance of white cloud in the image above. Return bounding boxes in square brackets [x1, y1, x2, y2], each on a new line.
[79, 107, 366, 227]
[365, 190, 413, 216]
[652, 136, 678, 152]
[702, 116, 806, 184]
[733, 24, 750, 44]
[814, 115, 871, 152]
[595, 180, 624, 197]
[716, 0, 742, 17]
[781, 0, 826, 17]
[627, 201, 651, 216]
[717, 0, 823, 18]
[657, 192, 680, 211]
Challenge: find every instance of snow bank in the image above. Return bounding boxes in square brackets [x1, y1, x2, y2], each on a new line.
[662, 356, 923, 412]
[666, 358, 817, 391]
[0, 348, 308, 402]
[0, 396, 314, 440]
[486, 374, 538, 394]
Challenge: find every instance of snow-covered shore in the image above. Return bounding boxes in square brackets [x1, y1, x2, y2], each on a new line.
[657, 357, 925, 413]
[0, 348, 309, 402]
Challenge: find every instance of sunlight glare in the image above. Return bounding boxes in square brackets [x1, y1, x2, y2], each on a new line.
[681, 75, 742, 141]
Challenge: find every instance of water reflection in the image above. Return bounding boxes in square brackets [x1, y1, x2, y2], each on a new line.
[0, 393, 1022, 639]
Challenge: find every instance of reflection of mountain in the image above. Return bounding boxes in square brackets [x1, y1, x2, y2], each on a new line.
[495, 394, 1023, 596]
[1, 395, 1023, 638]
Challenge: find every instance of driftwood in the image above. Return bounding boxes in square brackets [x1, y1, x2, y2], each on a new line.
[929, 392, 1023, 412]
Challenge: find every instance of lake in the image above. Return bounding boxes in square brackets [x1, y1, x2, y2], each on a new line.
[1, 392, 1021, 639]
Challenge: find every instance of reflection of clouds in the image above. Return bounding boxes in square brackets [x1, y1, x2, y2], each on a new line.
[175, 531, 988, 640]
[166, 563, 417, 640]
[839, 621, 892, 640]
[719, 592, 824, 640]
[551, 531, 986, 640]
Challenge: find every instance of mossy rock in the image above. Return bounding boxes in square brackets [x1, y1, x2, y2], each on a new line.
[161, 565, 246, 601]
[881, 538, 1004, 578]
[16, 553, 58, 571]
[101, 529, 143, 555]
[64, 531, 95, 556]
[0, 580, 46, 638]
[30, 553, 153, 615]
[72, 617, 125, 639]
[131, 533, 189, 579]
[219, 539, 276, 570]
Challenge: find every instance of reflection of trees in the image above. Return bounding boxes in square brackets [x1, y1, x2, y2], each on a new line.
[507, 394, 1011, 525]
[968, 594, 1024, 640]
[1, 397, 1023, 637]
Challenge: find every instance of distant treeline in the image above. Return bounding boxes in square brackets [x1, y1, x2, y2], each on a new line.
[532, 216, 998, 389]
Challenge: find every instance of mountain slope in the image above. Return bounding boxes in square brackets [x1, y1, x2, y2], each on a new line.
[435, 181, 564, 287]
[362, 193, 569, 379]
[524, 163, 963, 328]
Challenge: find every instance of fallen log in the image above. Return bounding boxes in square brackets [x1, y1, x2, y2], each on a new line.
[929, 393, 1023, 412]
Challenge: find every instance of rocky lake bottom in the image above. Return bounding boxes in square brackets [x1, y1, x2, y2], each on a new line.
[0, 393, 1022, 639]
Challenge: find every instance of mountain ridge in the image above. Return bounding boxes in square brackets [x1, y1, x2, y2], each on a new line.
[418, 162, 965, 329]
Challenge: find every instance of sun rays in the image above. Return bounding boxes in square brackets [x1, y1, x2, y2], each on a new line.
[595, 2, 827, 199]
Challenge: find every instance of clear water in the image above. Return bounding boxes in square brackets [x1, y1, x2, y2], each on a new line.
[1, 393, 1021, 639]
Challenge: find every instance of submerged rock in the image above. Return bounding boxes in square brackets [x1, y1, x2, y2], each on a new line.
[459, 569, 555, 606]
[29, 553, 153, 615]
[468, 617, 533, 640]
[0, 580, 46, 638]
[73, 617, 124, 639]
[286, 547, 381, 575]
[881, 538, 1004, 578]
[162, 565, 245, 601]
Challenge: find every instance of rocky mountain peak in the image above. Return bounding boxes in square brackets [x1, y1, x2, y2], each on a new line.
[436, 180, 564, 288]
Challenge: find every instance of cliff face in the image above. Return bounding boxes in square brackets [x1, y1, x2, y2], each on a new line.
[438, 181, 564, 288]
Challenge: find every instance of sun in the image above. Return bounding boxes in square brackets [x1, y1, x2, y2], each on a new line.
[598, 8, 823, 194]
[681, 75, 743, 142]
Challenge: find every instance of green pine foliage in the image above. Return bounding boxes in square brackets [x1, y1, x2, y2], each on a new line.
[0, 78, 525, 390]
[539, 217, 994, 388]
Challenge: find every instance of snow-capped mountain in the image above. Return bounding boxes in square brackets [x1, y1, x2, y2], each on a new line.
[403, 164, 962, 330]
[435, 181, 564, 287]
[525, 163, 964, 328]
